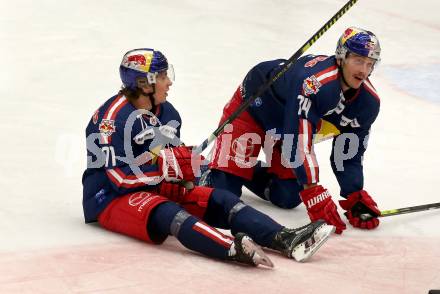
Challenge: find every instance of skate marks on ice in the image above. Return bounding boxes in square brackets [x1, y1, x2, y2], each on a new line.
[0, 239, 273, 294]
[308, 236, 440, 294]
[0, 237, 439, 294]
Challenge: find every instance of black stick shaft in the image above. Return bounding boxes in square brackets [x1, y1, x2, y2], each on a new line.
[379, 202, 440, 217]
[360, 202, 440, 220]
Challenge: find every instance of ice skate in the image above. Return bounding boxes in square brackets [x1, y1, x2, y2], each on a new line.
[228, 233, 274, 268]
[271, 220, 334, 262]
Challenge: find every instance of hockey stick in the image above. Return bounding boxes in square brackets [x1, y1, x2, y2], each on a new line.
[360, 202, 440, 220]
[194, 0, 358, 155]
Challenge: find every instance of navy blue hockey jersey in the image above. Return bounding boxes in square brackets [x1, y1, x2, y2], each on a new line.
[82, 94, 182, 223]
[242, 55, 380, 196]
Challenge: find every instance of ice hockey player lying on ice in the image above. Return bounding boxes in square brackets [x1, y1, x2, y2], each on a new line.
[82, 48, 334, 267]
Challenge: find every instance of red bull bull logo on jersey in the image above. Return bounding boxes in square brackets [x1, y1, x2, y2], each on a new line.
[99, 119, 116, 137]
[303, 75, 322, 96]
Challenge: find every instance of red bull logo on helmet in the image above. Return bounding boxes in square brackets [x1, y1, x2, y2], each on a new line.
[341, 27, 357, 45]
[127, 54, 146, 65]
[122, 50, 154, 73]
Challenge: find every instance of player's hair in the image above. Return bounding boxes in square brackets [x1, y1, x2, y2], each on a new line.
[118, 86, 143, 103]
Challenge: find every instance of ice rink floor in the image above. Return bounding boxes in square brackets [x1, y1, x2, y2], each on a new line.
[1, 0, 439, 293]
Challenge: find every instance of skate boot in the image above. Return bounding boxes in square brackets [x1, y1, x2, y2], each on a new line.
[270, 220, 335, 262]
[228, 233, 274, 268]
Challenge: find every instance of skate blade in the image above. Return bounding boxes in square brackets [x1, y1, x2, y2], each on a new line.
[242, 237, 274, 268]
[291, 224, 335, 262]
[253, 247, 274, 268]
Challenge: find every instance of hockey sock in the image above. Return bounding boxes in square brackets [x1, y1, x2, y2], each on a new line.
[203, 187, 283, 248]
[229, 205, 282, 248]
[149, 201, 233, 260]
[264, 177, 302, 208]
[148, 201, 181, 237]
[245, 167, 302, 209]
[176, 214, 234, 260]
[209, 169, 245, 196]
[243, 163, 272, 200]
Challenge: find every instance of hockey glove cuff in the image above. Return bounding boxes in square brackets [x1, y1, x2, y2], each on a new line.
[339, 190, 381, 230]
[158, 146, 204, 182]
[299, 185, 346, 234]
[158, 181, 190, 203]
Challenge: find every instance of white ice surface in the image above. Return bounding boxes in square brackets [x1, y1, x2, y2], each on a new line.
[1, 0, 439, 293]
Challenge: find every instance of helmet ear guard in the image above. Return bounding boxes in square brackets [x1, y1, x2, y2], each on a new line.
[335, 45, 349, 61]
[146, 72, 158, 84]
[136, 73, 157, 88]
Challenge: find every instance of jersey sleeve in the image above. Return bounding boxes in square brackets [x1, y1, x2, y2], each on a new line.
[330, 101, 380, 197]
[283, 93, 321, 185]
[330, 127, 369, 197]
[103, 121, 163, 195]
[104, 103, 184, 194]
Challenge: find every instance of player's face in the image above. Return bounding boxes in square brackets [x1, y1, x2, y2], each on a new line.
[341, 53, 376, 89]
[153, 71, 173, 104]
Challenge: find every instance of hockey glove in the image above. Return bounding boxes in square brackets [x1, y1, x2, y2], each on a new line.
[158, 183, 211, 218]
[299, 185, 346, 234]
[158, 181, 189, 203]
[339, 190, 380, 230]
[158, 146, 203, 182]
